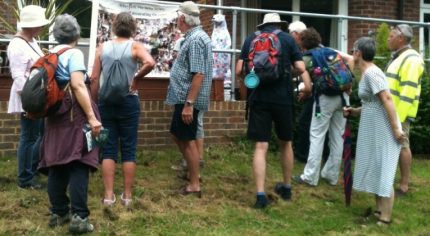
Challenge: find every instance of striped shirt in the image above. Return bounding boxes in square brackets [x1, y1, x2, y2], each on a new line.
[166, 26, 213, 111]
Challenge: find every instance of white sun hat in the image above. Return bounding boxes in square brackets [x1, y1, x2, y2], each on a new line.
[18, 5, 50, 28]
[257, 13, 288, 30]
[288, 21, 307, 33]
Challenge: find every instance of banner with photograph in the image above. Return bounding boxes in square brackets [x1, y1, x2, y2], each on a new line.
[89, 0, 180, 77]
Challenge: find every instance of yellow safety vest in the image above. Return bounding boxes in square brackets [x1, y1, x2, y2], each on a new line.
[386, 49, 425, 122]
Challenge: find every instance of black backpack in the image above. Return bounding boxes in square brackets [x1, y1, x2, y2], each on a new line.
[99, 42, 130, 105]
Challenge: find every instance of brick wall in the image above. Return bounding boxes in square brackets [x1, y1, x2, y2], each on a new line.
[348, 0, 420, 50]
[0, 100, 247, 157]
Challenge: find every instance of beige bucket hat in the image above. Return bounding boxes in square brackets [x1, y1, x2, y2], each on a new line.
[18, 5, 50, 28]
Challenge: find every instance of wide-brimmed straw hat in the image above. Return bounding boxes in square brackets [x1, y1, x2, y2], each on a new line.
[257, 13, 288, 30]
[18, 5, 50, 28]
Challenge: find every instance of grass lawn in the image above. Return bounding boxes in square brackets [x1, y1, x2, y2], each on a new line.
[0, 142, 429, 235]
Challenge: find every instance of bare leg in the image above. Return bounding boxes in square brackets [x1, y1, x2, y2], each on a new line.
[378, 188, 395, 222]
[399, 147, 412, 193]
[253, 142, 269, 192]
[172, 135, 186, 157]
[196, 138, 204, 161]
[181, 140, 200, 191]
[122, 161, 136, 199]
[279, 141, 294, 185]
[375, 195, 382, 213]
[102, 159, 116, 200]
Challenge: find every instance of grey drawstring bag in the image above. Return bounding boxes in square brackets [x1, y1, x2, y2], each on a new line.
[99, 42, 130, 105]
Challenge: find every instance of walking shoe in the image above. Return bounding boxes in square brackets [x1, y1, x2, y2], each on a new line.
[253, 195, 270, 209]
[69, 214, 94, 234]
[293, 175, 314, 187]
[170, 159, 187, 171]
[18, 181, 44, 190]
[321, 177, 337, 186]
[171, 159, 205, 171]
[395, 188, 408, 198]
[274, 183, 292, 200]
[48, 213, 71, 228]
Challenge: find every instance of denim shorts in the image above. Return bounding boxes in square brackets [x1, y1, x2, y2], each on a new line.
[196, 111, 205, 139]
[170, 104, 199, 141]
[99, 95, 140, 163]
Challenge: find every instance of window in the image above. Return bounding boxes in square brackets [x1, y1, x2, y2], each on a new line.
[420, 0, 430, 57]
[58, 0, 92, 38]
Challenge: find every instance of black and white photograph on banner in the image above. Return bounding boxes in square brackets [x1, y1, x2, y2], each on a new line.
[93, 0, 179, 77]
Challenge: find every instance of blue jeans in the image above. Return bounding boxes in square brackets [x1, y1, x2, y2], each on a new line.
[48, 161, 90, 218]
[99, 95, 140, 162]
[17, 113, 43, 186]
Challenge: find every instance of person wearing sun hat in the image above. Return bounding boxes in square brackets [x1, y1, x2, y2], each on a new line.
[235, 13, 305, 208]
[7, 5, 50, 190]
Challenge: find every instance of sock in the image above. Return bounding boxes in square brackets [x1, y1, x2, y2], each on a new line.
[256, 192, 266, 196]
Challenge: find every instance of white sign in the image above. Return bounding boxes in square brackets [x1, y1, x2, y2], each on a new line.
[99, 0, 178, 19]
[88, 0, 180, 77]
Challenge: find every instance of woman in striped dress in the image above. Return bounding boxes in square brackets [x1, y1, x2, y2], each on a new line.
[344, 37, 404, 226]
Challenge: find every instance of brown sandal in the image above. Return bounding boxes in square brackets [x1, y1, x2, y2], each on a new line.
[177, 173, 202, 182]
[376, 219, 391, 226]
[178, 186, 202, 198]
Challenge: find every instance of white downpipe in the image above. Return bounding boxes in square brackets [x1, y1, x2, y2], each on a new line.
[217, 0, 223, 15]
[338, 0, 349, 52]
[292, 0, 300, 22]
[87, 0, 100, 74]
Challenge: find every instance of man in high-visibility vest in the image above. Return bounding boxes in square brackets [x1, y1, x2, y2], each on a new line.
[386, 24, 425, 196]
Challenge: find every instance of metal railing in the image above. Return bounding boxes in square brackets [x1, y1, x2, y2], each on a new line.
[1, 0, 430, 100]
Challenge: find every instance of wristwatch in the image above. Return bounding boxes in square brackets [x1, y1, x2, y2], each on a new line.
[185, 100, 194, 106]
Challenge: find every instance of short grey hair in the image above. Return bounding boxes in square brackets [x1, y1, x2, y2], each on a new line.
[392, 24, 413, 43]
[53, 14, 81, 44]
[353, 37, 375, 61]
[180, 12, 200, 27]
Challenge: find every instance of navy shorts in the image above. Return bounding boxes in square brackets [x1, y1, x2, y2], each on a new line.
[247, 101, 293, 142]
[170, 104, 199, 141]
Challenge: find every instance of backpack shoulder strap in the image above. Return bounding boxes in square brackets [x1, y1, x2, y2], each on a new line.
[56, 47, 72, 56]
[14, 36, 43, 57]
[112, 41, 130, 60]
[272, 29, 282, 35]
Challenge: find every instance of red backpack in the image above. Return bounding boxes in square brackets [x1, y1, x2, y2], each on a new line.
[21, 47, 71, 119]
[247, 29, 283, 86]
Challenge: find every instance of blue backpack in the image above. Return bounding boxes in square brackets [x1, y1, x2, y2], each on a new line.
[304, 47, 354, 116]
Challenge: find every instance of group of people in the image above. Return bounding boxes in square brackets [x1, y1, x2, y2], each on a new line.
[236, 12, 424, 227]
[7, 1, 211, 234]
[6, 1, 424, 234]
